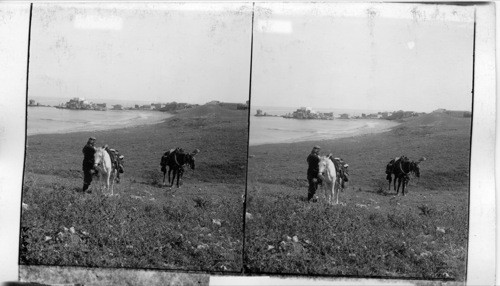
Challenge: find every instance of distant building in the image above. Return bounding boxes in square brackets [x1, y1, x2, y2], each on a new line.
[206, 100, 221, 105]
[283, 107, 334, 120]
[112, 104, 123, 110]
[66, 98, 91, 109]
[151, 103, 164, 110]
[95, 103, 107, 110]
[339, 113, 349, 119]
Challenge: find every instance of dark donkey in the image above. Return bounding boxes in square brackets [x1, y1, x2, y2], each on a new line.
[385, 156, 425, 196]
[160, 148, 200, 187]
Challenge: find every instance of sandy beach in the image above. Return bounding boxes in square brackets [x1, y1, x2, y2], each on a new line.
[27, 107, 173, 136]
[250, 116, 400, 146]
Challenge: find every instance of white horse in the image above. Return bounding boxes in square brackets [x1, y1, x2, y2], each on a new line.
[318, 156, 340, 205]
[93, 147, 118, 196]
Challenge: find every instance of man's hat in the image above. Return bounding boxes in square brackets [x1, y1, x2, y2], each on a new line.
[89, 136, 96, 140]
[313, 145, 321, 149]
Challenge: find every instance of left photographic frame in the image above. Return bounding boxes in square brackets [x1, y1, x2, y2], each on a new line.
[20, 2, 251, 273]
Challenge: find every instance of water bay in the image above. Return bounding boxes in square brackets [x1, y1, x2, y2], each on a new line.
[27, 107, 173, 136]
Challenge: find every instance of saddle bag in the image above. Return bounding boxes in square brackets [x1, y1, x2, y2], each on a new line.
[107, 148, 124, 173]
[332, 158, 349, 182]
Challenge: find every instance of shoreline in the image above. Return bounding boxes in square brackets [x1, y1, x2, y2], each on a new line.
[27, 109, 173, 136]
[249, 118, 400, 146]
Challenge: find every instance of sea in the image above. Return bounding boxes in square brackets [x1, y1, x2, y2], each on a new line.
[27, 106, 173, 136]
[249, 106, 400, 146]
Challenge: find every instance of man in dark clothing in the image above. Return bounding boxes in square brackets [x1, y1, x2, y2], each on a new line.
[82, 136, 96, 192]
[306, 145, 321, 201]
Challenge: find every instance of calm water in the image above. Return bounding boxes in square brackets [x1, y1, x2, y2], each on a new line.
[249, 106, 400, 146]
[27, 107, 173, 136]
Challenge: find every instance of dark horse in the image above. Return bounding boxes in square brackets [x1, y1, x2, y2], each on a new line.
[385, 156, 425, 196]
[160, 148, 199, 187]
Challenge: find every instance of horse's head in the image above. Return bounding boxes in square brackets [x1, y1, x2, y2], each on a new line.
[186, 149, 200, 170]
[185, 154, 195, 170]
[411, 161, 421, 178]
[93, 147, 105, 168]
[318, 156, 330, 180]
[413, 157, 426, 178]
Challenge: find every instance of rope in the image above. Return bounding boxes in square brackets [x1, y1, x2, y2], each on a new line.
[174, 153, 180, 166]
[398, 160, 410, 175]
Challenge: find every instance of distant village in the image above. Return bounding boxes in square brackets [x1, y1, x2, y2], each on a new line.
[255, 107, 471, 120]
[27, 99, 50, 107]
[28, 98, 249, 112]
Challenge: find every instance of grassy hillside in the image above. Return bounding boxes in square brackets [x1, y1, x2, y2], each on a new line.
[20, 104, 249, 272]
[244, 112, 471, 280]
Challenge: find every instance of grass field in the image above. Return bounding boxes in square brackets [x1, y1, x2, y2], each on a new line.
[244, 112, 471, 280]
[20, 103, 248, 272]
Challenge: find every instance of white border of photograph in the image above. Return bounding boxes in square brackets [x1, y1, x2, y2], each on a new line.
[0, 2, 496, 285]
[0, 2, 30, 283]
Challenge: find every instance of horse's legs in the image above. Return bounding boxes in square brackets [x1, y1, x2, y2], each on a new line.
[325, 183, 330, 204]
[402, 177, 409, 196]
[396, 178, 401, 195]
[336, 181, 340, 205]
[110, 175, 114, 196]
[331, 183, 335, 205]
[111, 170, 117, 196]
[323, 184, 328, 204]
[170, 169, 176, 187]
[105, 173, 111, 196]
[162, 171, 166, 185]
[325, 184, 330, 204]
[388, 175, 392, 191]
[98, 174, 104, 194]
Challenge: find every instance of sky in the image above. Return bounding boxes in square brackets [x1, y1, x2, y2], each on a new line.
[29, 3, 253, 105]
[251, 3, 474, 113]
[29, 3, 474, 111]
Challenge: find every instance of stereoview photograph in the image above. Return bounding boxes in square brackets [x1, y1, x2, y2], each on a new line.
[245, 3, 473, 281]
[20, 2, 251, 272]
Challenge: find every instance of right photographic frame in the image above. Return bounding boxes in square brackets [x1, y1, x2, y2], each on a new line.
[244, 2, 474, 281]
